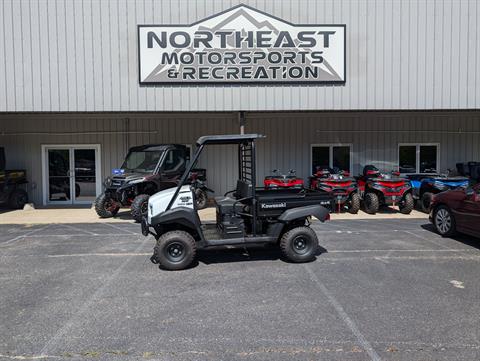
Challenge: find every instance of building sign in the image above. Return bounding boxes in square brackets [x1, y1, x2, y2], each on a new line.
[138, 4, 345, 85]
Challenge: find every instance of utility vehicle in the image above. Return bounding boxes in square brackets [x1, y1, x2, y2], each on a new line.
[0, 147, 29, 209]
[356, 165, 414, 214]
[407, 173, 469, 212]
[264, 169, 304, 189]
[95, 144, 189, 222]
[142, 134, 332, 271]
[309, 167, 360, 214]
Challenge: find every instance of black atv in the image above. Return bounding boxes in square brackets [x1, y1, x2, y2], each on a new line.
[0, 147, 29, 209]
[95, 144, 189, 222]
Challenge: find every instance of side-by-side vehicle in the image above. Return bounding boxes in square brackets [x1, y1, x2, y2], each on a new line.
[142, 134, 332, 270]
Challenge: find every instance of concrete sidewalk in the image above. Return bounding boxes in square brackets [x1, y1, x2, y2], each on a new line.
[0, 206, 428, 224]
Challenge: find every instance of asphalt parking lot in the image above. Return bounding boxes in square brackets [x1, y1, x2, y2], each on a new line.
[0, 219, 479, 361]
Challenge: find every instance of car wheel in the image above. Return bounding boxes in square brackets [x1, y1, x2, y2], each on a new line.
[363, 192, 379, 214]
[346, 192, 361, 214]
[8, 189, 28, 209]
[434, 205, 456, 237]
[131, 194, 150, 222]
[399, 193, 414, 214]
[153, 230, 197, 270]
[94, 193, 120, 218]
[279, 226, 319, 263]
[420, 192, 433, 213]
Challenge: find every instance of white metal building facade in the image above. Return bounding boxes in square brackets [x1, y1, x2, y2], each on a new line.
[1, 0, 479, 205]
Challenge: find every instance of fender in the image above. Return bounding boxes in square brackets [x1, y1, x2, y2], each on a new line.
[266, 204, 329, 239]
[150, 207, 204, 241]
[278, 204, 330, 223]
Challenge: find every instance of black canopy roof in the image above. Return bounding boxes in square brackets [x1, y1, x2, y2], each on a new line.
[196, 134, 265, 146]
[128, 144, 187, 152]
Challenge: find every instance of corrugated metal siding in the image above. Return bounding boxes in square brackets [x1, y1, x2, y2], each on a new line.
[0, 0, 479, 112]
[0, 112, 240, 204]
[1, 111, 479, 205]
[247, 111, 480, 182]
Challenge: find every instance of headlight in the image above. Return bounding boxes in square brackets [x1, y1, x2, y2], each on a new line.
[128, 178, 145, 184]
[104, 177, 112, 187]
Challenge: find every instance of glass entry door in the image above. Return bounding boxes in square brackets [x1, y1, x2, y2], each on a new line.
[44, 145, 100, 205]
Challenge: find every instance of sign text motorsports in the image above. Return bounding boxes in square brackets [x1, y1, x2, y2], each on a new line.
[138, 4, 346, 85]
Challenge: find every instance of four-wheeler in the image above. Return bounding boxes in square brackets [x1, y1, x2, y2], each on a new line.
[0, 147, 29, 209]
[430, 183, 480, 238]
[264, 169, 304, 189]
[309, 167, 360, 214]
[356, 165, 414, 215]
[95, 144, 189, 222]
[407, 173, 469, 213]
[142, 134, 332, 271]
[189, 169, 213, 210]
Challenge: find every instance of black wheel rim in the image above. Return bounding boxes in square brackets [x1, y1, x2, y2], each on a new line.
[105, 200, 117, 212]
[164, 242, 185, 263]
[292, 236, 310, 255]
[141, 201, 148, 215]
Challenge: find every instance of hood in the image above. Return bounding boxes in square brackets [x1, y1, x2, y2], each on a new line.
[148, 185, 193, 222]
[108, 172, 149, 187]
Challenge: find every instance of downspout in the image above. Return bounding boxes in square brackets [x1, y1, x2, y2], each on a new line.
[239, 111, 246, 135]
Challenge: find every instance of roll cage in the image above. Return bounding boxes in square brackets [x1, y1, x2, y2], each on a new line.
[166, 134, 265, 235]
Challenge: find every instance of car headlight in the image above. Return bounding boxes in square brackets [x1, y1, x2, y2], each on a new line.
[104, 177, 112, 187]
[128, 178, 145, 184]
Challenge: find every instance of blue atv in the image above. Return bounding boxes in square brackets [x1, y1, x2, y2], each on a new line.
[407, 173, 469, 212]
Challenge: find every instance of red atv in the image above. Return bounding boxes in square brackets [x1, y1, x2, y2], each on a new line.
[309, 167, 360, 214]
[264, 169, 304, 189]
[356, 165, 414, 214]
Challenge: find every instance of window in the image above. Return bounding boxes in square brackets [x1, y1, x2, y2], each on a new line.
[311, 145, 352, 173]
[398, 144, 439, 174]
[162, 149, 185, 172]
[185, 144, 192, 159]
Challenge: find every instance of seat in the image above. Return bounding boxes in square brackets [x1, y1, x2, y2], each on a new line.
[214, 180, 253, 215]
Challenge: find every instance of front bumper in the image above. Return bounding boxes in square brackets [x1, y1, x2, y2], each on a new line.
[382, 195, 403, 204]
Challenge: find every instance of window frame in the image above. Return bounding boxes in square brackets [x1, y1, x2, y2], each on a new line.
[398, 143, 440, 174]
[310, 143, 353, 173]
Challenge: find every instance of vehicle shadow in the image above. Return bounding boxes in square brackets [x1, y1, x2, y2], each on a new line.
[113, 210, 137, 222]
[420, 223, 480, 250]
[197, 245, 328, 266]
